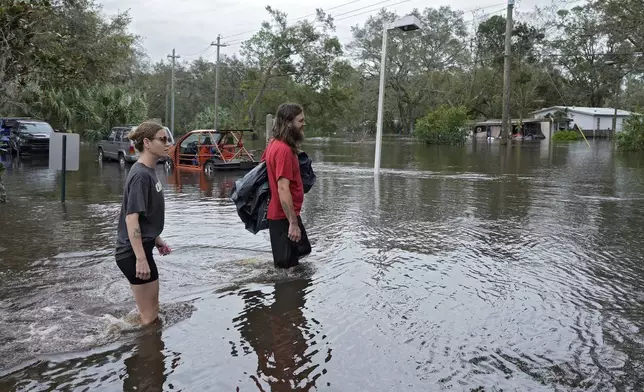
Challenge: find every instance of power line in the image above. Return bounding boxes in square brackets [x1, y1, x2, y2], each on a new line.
[165, 2, 606, 77]
[182, 45, 212, 58]
[224, 0, 409, 47]
[222, 0, 375, 40]
[225, 2, 506, 47]
[333, 0, 408, 20]
[223, 0, 408, 45]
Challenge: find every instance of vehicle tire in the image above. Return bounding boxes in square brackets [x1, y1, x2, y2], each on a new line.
[118, 153, 126, 167]
[98, 148, 105, 162]
[164, 159, 173, 172]
[204, 161, 215, 176]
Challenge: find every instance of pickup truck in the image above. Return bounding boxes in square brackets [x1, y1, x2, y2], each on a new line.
[98, 125, 174, 166]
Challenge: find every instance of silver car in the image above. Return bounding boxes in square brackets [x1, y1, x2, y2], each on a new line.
[98, 125, 174, 166]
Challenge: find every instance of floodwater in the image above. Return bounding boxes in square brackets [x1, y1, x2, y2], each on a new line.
[2, 138, 644, 391]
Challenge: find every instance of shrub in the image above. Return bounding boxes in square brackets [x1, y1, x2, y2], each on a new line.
[415, 105, 469, 146]
[552, 130, 581, 141]
[615, 114, 644, 152]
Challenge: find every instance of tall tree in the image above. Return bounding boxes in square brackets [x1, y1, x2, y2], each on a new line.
[595, 0, 644, 54]
[241, 6, 341, 129]
[548, 4, 619, 107]
[350, 6, 469, 133]
[475, 15, 545, 69]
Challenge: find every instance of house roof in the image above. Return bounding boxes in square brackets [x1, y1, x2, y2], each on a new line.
[530, 106, 633, 117]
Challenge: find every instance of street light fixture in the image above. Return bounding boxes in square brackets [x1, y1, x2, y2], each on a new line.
[374, 15, 422, 176]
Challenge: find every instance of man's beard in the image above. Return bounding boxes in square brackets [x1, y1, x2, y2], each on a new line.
[292, 127, 304, 143]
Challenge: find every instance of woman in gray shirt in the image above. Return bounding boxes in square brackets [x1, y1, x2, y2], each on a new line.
[115, 121, 172, 325]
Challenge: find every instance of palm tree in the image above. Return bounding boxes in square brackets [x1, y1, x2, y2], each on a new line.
[23, 84, 148, 140]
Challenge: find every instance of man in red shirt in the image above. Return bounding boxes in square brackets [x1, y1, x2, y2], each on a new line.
[261, 103, 310, 268]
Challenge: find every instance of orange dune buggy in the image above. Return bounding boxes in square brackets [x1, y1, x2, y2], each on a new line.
[166, 129, 260, 175]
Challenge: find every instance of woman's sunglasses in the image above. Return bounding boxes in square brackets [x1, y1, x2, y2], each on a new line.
[151, 136, 170, 143]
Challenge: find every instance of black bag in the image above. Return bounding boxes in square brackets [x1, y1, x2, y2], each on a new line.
[230, 149, 316, 235]
[298, 151, 316, 194]
[229, 161, 270, 234]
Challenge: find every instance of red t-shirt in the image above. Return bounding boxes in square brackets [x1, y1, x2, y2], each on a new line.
[261, 139, 304, 220]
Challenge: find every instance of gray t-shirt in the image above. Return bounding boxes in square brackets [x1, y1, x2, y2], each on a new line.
[115, 162, 165, 259]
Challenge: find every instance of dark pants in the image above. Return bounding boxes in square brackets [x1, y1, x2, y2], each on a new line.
[115, 241, 159, 285]
[268, 216, 311, 269]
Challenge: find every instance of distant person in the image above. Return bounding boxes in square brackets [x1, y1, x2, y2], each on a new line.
[115, 121, 172, 325]
[261, 103, 311, 269]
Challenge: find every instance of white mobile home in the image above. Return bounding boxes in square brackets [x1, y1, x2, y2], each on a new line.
[530, 106, 634, 133]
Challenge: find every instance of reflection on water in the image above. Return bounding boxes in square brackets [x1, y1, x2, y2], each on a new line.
[165, 167, 236, 199]
[3, 139, 644, 390]
[0, 321, 177, 392]
[234, 276, 330, 391]
[122, 325, 167, 392]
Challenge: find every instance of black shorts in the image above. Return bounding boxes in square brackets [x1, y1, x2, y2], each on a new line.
[268, 215, 311, 269]
[115, 241, 159, 285]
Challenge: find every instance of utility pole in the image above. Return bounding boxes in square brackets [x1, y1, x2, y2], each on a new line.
[501, 0, 514, 145]
[211, 35, 227, 130]
[612, 80, 619, 135]
[167, 49, 180, 134]
[165, 83, 169, 128]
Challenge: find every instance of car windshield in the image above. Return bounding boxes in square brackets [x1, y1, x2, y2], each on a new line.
[19, 122, 53, 135]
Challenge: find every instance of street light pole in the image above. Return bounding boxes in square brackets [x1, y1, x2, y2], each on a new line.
[501, 0, 514, 145]
[373, 15, 421, 176]
[373, 26, 389, 176]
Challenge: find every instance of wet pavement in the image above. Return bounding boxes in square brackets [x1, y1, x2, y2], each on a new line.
[1, 138, 644, 391]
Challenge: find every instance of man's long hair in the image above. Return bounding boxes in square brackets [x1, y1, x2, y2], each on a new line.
[272, 103, 303, 153]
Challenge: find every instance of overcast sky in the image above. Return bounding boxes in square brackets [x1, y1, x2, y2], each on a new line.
[99, 0, 586, 64]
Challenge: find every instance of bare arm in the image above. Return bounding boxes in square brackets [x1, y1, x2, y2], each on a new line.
[125, 213, 147, 261]
[277, 177, 298, 225]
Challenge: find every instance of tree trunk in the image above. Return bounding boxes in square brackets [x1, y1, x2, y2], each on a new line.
[247, 57, 285, 130]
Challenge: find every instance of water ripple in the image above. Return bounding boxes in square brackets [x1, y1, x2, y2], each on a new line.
[3, 142, 644, 390]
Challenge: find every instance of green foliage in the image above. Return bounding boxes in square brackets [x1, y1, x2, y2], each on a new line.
[187, 106, 241, 134]
[240, 6, 342, 129]
[20, 84, 148, 140]
[3, 1, 644, 142]
[475, 15, 545, 68]
[0, 1, 139, 94]
[0, 0, 143, 139]
[350, 7, 470, 133]
[415, 105, 469, 146]
[36, 0, 140, 88]
[595, 0, 644, 58]
[615, 114, 644, 151]
[552, 130, 581, 141]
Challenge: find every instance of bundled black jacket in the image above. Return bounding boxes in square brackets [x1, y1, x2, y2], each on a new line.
[230, 151, 316, 234]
